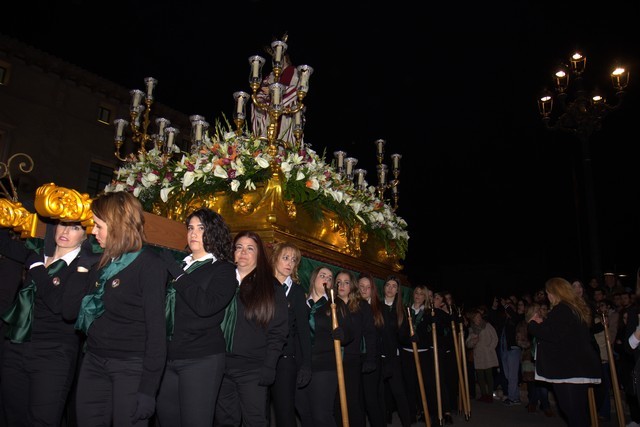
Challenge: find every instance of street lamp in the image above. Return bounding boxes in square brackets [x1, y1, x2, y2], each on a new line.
[537, 51, 629, 279]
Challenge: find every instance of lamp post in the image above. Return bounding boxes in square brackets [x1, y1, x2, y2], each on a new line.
[537, 51, 629, 279]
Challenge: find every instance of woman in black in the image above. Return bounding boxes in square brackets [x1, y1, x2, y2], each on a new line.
[66, 191, 168, 426]
[380, 275, 411, 427]
[215, 231, 288, 427]
[156, 208, 237, 427]
[528, 277, 601, 427]
[295, 265, 351, 427]
[334, 269, 377, 427]
[398, 284, 432, 424]
[0, 221, 96, 426]
[269, 241, 312, 427]
[432, 291, 459, 425]
[357, 271, 386, 427]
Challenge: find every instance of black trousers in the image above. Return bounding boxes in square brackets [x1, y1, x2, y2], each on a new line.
[156, 353, 225, 427]
[295, 370, 338, 427]
[75, 351, 146, 427]
[269, 355, 297, 427]
[401, 348, 436, 422]
[215, 360, 269, 427]
[1, 340, 79, 427]
[361, 356, 385, 427]
[553, 382, 590, 427]
[382, 355, 411, 427]
[334, 353, 365, 427]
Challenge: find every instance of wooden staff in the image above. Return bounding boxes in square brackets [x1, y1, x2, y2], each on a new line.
[449, 307, 466, 416]
[457, 307, 471, 420]
[407, 307, 431, 427]
[431, 304, 444, 426]
[601, 310, 625, 427]
[588, 386, 599, 427]
[330, 289, 349, 427]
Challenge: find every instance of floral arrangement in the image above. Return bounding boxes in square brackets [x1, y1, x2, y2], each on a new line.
[105, 119, 409, 258]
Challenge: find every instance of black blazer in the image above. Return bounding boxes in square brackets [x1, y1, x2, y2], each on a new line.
[65, 247, 168, 397]
[169, 258, 237, 359]
[528, 302, 601, 381]
[0, 232, 82, 346]
[283, 282, 312, 370]
[343, 300, 377, 366]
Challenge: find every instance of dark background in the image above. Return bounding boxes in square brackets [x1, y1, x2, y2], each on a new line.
[3, 0, 640, 305]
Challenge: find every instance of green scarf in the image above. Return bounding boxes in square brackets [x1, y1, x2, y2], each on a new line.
[165, 259, 210, 340]
[221, 286, 240, 352]
[308, 296, 327, 346]
[1, 258, 66, 343]
[74, 249, 143, 335]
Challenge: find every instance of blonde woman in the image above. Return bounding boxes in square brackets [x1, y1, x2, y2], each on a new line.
[528, 277, 601, 427]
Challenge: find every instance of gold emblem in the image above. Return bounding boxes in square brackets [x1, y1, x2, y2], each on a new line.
[111, 279, 120, 288]
[52, 277, 61, 286]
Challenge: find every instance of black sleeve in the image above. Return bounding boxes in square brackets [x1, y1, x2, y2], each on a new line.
[264, 283, 289, 370]
[174, 260, 237, 317]
[361, 301, 378, 363]
[292, 284, 313, 369]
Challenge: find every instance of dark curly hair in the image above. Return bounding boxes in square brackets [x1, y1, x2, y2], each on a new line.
[185, 208, 233, 262]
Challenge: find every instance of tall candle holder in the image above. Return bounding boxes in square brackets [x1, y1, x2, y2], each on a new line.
[374, 139, 401, 211]
[113, 77, 180, 161]
[240, 35, 314, 170]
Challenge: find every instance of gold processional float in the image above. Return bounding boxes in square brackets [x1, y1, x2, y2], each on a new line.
[0, 36, 410, 288]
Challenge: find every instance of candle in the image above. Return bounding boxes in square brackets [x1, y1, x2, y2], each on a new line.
[271, 83, 283, 106]
[345, 157, 357, 177]
[234, 92, 248, 115]
[156, 118, 169, 137]
[251, 58, 260, 79]
[294, 110, 302, 126]
[297, 65, 314, 92]
[334, 151, 346, 169]
[374, 139, 386, 155]
[355, 169, 367, 188]
[378, 164, 388, 185]
[391, 153, 402, 170]
[130, 90, 144, 108]
[113, 119, 128, 140]
[144, 77, 157, 99]
[165, 127, 178, 149]
[195, 121, 203, 141]
[274, 44, 283, 63]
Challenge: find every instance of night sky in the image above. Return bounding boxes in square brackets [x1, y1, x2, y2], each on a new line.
[3, 0, 640, 303]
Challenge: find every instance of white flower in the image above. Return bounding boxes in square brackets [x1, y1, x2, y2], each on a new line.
[350, 200, 364, 215]
[126, 175, 136, 186]
[230, 180, 240, 192]
[114, 183, 126, 192]
[280, 161, 293, 174]
[133, 187, 141, 197]
[182, 171, 195, 189]
[307, 177, 320, 191]
[245, 180, 256, 191]
[213, 165, 228, 179]
[255, 155, 270, 169]
[141, 172, 159, 188]
[296, 171, 306, 181]
[160, 187, 174, 202]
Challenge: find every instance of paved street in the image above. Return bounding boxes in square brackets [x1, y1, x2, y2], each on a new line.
[385, 387, 628, 427]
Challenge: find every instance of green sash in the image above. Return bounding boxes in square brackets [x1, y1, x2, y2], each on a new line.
[308, 296, 327, 346]
[74, 249, 143, 334]
[221, 286, 240, 352]
[1, 259, 66, 343]
[165, 259, 210, 340]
